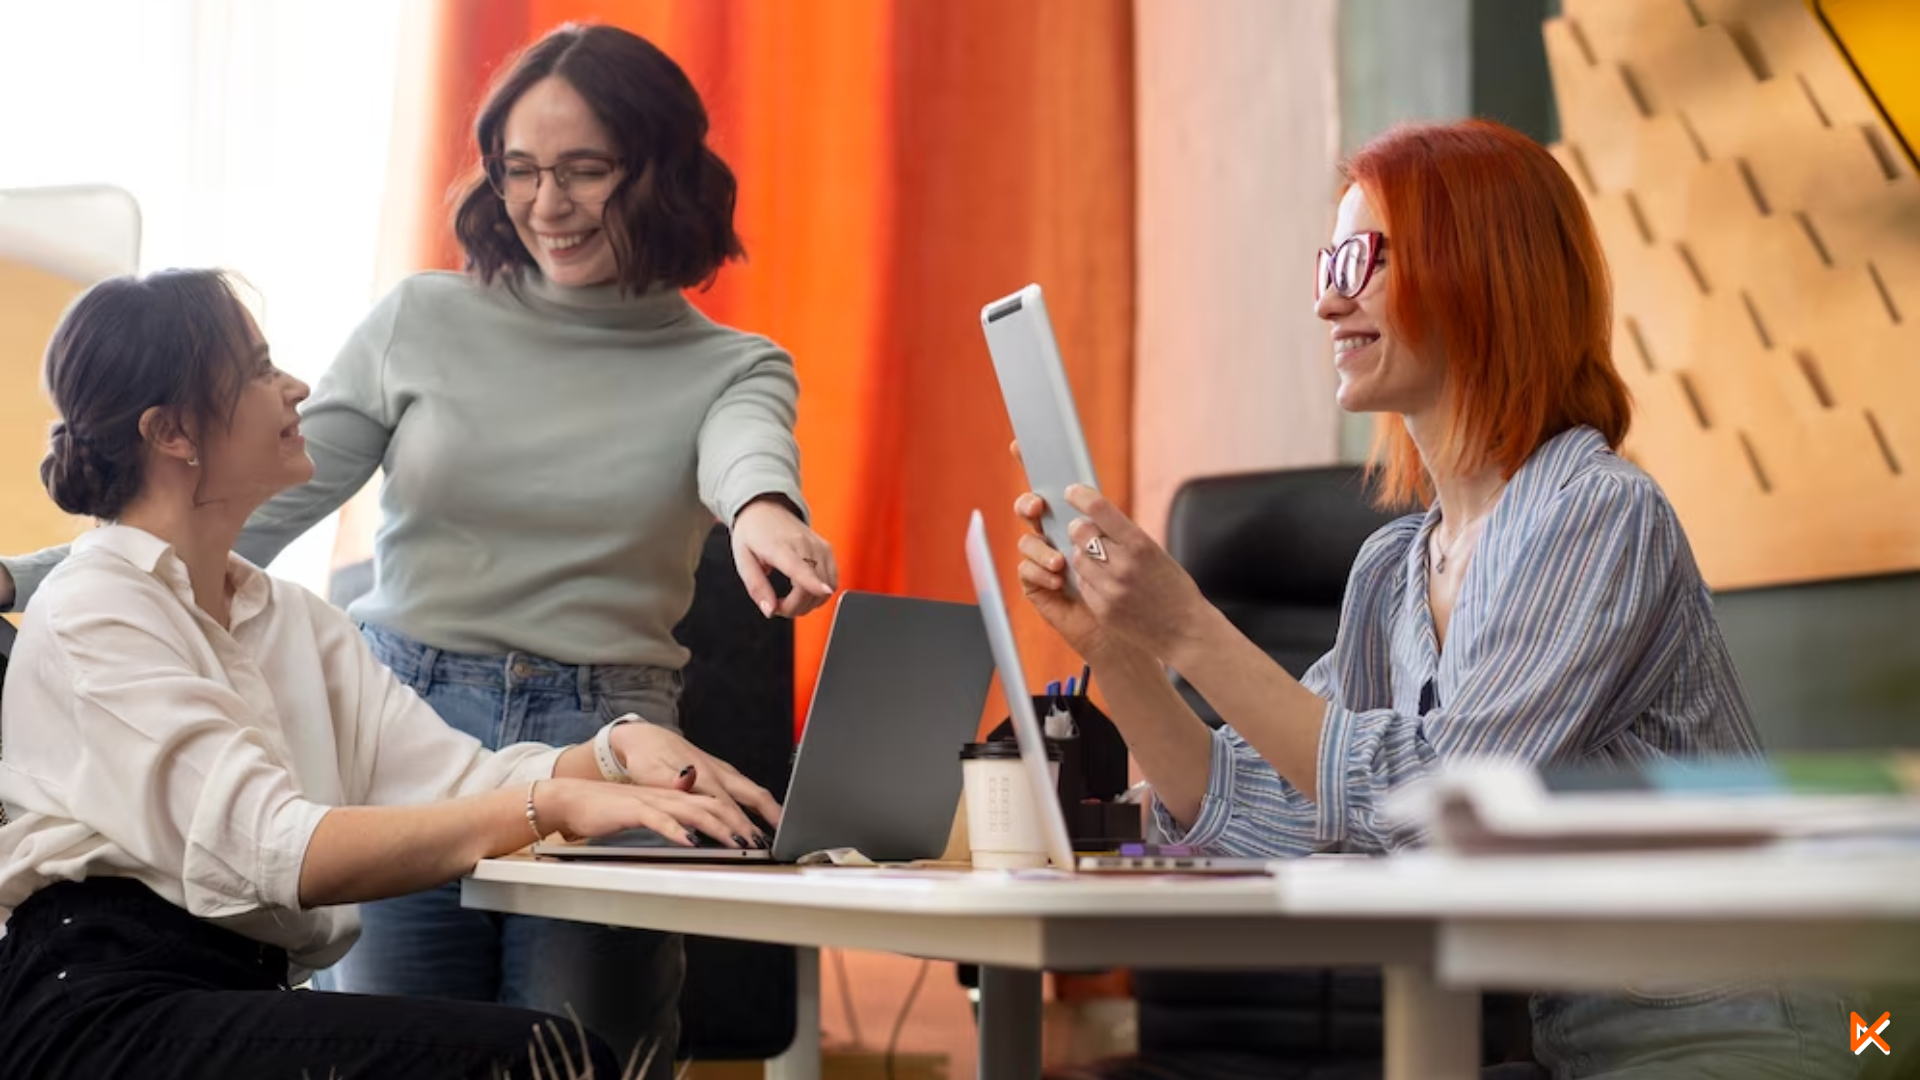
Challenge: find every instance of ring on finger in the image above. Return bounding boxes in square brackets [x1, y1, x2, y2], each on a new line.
[1084, 536, 1109, 562]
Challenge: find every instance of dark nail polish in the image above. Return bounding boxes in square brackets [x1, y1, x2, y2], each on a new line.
[731, 834, 749, 848]
[684, 831, 698, 845]
[757, 833, 772, 849]
[678, 765, 695, 779]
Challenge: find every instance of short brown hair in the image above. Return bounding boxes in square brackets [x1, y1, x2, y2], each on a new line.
[453, 24, 745, 292]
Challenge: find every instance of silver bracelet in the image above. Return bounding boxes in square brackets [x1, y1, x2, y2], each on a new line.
[593, 715, 641, 783]
[525, 780, 544, 844]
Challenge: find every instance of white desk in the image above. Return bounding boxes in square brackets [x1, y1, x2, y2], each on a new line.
[463, 859, 1457, 1080]
[469, 845, 1920, 1077]
[1279, 847, 1920, 989]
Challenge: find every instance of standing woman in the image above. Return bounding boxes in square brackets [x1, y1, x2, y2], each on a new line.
[2, 24, 836, 1073]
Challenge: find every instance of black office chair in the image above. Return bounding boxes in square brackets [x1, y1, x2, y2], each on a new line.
[670, 525, 798, 1062]
[329, 524, 800, 1064]
[1164, 465, 1395, 727]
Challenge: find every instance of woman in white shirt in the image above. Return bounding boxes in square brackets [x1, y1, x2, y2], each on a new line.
[0, 269, 769, 1078]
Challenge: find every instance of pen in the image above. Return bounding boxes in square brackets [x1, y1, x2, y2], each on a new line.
[1079, 663, 1092, 697]
[1046, 680, 1061, 699]
[1065, 676, 1077, 697]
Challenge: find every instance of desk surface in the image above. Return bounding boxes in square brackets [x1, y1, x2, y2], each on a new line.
[464, 856, 1430, 971]
[1278, 847, 1920, 990]
[467, 847, 1920, 985]
[472, 857, 1283, 914]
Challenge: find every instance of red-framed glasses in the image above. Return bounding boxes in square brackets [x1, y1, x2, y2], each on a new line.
[1316, 231, 1388, 300]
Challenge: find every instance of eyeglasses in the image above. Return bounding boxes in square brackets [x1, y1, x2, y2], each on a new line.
[485, 155, 623, 204]
[1316, 231, 1388, 300]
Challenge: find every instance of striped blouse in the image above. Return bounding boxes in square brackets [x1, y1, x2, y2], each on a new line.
[1159, 425, 1763, 855]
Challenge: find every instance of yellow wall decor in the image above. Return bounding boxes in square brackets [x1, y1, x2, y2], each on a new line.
[1816, 0, 1920, 168]
[0, 259, 88, 566]
[1546, 0, 1920, 589]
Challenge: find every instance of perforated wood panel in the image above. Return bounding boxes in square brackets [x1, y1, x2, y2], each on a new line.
[1546, 0, 1920, 588]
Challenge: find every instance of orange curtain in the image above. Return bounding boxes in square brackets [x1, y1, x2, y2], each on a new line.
[377, 0, 1134, 733]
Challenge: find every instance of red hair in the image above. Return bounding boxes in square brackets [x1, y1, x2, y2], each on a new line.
[1345, 120, 1630, 507]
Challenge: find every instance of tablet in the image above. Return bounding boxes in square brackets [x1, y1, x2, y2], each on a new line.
[980, 284, 1101, 589]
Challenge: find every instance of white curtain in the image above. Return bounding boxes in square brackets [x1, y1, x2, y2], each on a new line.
[0, 0, 405, 594]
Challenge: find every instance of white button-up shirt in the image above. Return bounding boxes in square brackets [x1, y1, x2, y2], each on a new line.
[0, 525, 560, 970]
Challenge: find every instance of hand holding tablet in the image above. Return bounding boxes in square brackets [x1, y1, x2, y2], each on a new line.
[980, 283, 1101, 591]
[982, 282, 1219, 669]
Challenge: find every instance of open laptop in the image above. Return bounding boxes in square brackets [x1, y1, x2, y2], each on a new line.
[538, 591, 994, 863]
[962, 512, 1274, 875]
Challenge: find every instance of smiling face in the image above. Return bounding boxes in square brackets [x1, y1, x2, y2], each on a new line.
[194, 312, 314, 508]
[501, 76, 625, 288]
[1315, 185, 1446, 423]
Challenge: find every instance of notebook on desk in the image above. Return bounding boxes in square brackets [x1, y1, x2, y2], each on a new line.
[1392, 755, 1920, 856]
[536, 591, 995, 864]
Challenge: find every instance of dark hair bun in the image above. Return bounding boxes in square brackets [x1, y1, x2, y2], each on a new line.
[38, 269, 254, 523]
[41, 420, 141, 520]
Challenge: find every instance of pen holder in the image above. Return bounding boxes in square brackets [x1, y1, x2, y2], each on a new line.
[988, 694, 1140, 849]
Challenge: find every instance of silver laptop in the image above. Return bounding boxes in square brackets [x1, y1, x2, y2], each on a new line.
[538, 591, 994, 863]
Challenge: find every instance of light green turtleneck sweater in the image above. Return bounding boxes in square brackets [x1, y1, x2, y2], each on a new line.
[4, 270, 806, 669]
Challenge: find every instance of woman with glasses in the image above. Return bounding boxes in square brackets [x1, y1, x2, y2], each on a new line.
[1014, 120, 1852, 1078]
[1, 24, 830, 1076]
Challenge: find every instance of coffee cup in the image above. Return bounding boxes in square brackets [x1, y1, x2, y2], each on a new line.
[959, 741, 1061, 870]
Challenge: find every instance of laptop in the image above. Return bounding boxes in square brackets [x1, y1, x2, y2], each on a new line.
[962, 511, 1274, 875]
[537, 591, 995, 863]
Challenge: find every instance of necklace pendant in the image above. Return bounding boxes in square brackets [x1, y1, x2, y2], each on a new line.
[1434, 549, 1447, 574]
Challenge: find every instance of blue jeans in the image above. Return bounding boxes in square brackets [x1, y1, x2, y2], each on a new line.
[313, 624, 685, 1080]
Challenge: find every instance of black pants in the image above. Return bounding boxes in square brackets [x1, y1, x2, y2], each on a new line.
[0, 878, 624, 1080]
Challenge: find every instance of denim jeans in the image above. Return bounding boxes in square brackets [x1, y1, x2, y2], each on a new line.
[1531, 982, 1857, 1079]
[313, 624, 685, 1080]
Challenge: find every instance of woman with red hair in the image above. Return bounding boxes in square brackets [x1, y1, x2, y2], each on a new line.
[1015, 120, 1851, 1077]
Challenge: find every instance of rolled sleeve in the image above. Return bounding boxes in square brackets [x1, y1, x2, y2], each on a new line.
[177, 734, 332, 917]
[1150, 726, 1243, 847]
[1154, 723, 1327, 859]
[1314, 701, 1360, 846]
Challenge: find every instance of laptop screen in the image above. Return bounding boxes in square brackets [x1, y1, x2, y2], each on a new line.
[963, 510, 1080, 871]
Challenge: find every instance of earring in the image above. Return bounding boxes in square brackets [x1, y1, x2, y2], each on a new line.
[188, 456, 199, 467]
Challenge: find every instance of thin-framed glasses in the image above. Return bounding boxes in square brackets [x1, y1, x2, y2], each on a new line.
[485, 154, 624, 205]
[1316, 231, 1388, 300]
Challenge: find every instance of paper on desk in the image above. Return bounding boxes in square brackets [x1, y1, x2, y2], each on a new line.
[794, 847, 877, 867]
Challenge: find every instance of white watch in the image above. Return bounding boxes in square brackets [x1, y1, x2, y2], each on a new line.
[593, 714, 642, 783]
